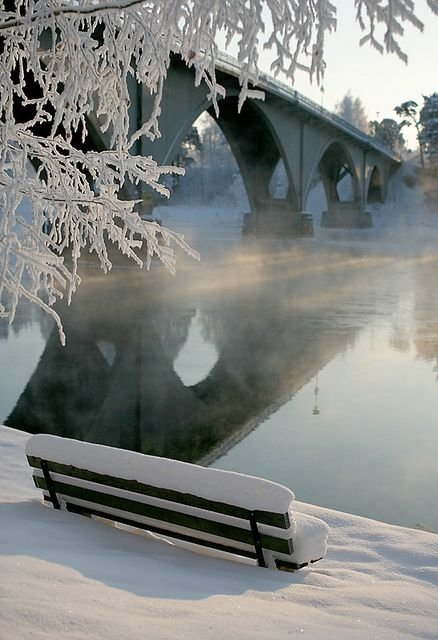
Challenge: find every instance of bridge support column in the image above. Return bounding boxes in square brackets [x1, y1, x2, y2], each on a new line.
[242, 200, 313, 238]
[212, 99, 314, 239]
[318, 142, 373, 229]
[321, 202, 372, 229]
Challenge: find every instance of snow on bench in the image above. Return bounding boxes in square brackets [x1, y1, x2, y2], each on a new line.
[26, 434, 329, 571]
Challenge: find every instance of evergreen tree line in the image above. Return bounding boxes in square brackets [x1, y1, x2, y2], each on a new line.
[335, 91, 438, 166]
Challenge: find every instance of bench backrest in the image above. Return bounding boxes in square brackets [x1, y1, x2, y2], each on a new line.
[26, 434, 304, 570]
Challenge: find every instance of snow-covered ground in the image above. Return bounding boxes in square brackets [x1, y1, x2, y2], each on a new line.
[2, 426, 438, 640]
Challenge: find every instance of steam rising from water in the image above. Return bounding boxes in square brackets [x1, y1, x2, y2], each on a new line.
[2, 161, 438, 529]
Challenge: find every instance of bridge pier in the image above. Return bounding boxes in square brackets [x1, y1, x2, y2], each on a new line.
[321, 202, 372, 229]
[243, 201, 313, 237]
[317, 142, 373, 230]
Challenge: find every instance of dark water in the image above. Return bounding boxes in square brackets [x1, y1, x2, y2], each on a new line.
[1, 209, 438, 531]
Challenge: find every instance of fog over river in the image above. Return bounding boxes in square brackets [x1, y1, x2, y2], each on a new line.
[1, 169, 438, 532]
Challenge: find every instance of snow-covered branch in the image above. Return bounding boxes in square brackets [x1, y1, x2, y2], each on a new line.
[355, 0, 433, 63]
[0, 0, 436, 342]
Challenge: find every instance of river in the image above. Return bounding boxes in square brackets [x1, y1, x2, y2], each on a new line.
[1, 201, 438, 532]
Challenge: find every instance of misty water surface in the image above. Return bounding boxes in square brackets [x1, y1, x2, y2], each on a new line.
[1, 209, 438, 531]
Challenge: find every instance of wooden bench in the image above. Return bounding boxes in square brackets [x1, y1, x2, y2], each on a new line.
[26, 434, 328, 571]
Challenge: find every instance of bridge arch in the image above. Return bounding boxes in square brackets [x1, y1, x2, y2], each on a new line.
[155, 88, 300, 235]
[210, 97, 299, 213]
[366, 165, 385, 204]
[317, 141, 360, 204]
[308, 140, 372, 228]
[269, 158, 289, 199]
[158, 90, 239, 166]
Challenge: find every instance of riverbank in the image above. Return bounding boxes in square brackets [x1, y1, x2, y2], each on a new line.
[1, 425, 437, 640]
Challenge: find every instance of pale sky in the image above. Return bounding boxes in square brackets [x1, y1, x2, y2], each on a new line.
[256, 1, 438, 149]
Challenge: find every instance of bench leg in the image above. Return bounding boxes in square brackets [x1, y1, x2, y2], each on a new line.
[249, 512, 266, 568]
[40, 460, 61, 510]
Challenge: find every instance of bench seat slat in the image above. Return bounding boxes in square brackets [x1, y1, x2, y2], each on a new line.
[34, 475, 293, 555]
[27, 456, 289, 530]
[52, 499, 261, 563]
[42, 493, 257, 557]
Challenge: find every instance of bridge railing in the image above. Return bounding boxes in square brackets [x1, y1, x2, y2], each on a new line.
[215, 51, 401, 163]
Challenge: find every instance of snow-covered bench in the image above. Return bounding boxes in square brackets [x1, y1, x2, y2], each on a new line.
[26, 434, 329, 571]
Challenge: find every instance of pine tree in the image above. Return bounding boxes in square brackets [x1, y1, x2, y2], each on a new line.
[394, 100, 424, 167]
[170, 126, 204, 190]
[369, 118, 405, 155]
[335, 92, 369, 132]
[419, 94, 438, 167]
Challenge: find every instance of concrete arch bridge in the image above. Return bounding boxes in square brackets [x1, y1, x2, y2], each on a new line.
[90, 53, 401, 236]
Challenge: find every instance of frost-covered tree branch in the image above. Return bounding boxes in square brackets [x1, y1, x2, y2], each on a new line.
[0, 0, 436, 342]
[356, 0, 438, 62]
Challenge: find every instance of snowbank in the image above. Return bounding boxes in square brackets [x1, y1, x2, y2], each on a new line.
[2, 425, 438, 640]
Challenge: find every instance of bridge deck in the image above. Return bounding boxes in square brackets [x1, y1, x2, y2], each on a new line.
[215, 52, 400, 164]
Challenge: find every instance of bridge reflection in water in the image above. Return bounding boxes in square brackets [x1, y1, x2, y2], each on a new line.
[5, 241, 370, 462]
[5, 231, 438, 531]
